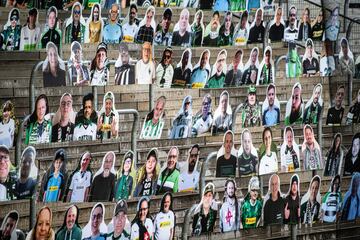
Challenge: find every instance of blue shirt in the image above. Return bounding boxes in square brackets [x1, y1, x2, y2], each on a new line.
[190, 68, 208, 88]
[213, 0, 230, 11]
[247, 0, 260, 12]
[263, 107, 280, 126]
[103, 22, 122, 44]
[45, 173, 63, 202]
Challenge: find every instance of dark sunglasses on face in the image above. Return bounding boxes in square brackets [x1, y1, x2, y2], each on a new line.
[74, 10, 81, 14]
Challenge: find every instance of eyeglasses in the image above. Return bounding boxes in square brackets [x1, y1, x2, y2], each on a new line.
[202, 102, 210, 106]
[190, 153, 198, 158]
[185, 102, 190, 105]
[73, 10, 81, 15]
[290, 14, 296, 17]
[164, 54, 171, 59]
[11, 17, 18, 21]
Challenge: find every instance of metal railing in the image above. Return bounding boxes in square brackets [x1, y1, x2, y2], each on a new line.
[199, 151, 217, 200]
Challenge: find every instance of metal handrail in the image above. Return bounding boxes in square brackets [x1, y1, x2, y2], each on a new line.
[199, 151, 217, 200]
[117, 109, 139, 156]
[15, 115, 30, 168]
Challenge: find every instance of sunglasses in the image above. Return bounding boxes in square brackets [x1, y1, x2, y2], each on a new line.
[164, 54, 171, 59]
[73, 10, 81, 15]
[11, 17, 18, 21]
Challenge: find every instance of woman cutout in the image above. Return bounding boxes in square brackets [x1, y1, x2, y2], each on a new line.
[114, 150, 136, 201]
[42, 42, 66, 88]
[25, 206, 54, 240]
[84, 3, 103, 43]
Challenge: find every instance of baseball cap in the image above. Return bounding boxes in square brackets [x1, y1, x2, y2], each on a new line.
[0, 145, 10, 155]
[115, 200, 127, 215]
[248, 85, 256, 94]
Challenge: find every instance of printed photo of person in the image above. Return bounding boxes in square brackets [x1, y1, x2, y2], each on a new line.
[55, 205, 82, 240]
[190, 10, 204, 47]
[135, 42, 155, 85]
[326, 85, 345, 125]
[192, 182, 218, 236]
[0, 210, 19, 240]
[324, 5, 340, 41]
[286, 41, 302, 78]
[346, 89, 360, 124]
[324, 133, 344, 177]
[262, 84, 280, 126]
[42, 42, 66, 88]
[131, 196, 154, 240]
[20, 8, 41, 51]
[172, 48, 192, 87]
[39, 7, 61, 51]
[285, 82, 304, 125]
[40, 148, 68, 203]
[203, 12, 220, 47]
[157, 147, 180, 194]
[154, 192, 175, 240]
[220, 179, 240, 232]
[284, 6, 298, 42]
[216, 130, 237, 177]
[303, 83, 323, 124]
[133, 148, 160, 197]
[0, 8, 21, 51]
[312, 10, 324, 41]
[190, 49, 211, 89]
[297, 7, 312, 42]
[233, 10, 249, 46]
[156, 47, 174, 88]
[0, 101, 17, 148]
[81, 203, 107, 240]
[66, 151, 92, 203]
[302, 38, 319, 76]
[68, 41, 90, 86]
[206, 49, 227, 88]
[321, 175, 342, 223]
[263, 174, 284, 226]
[64, 2, 86, 44]
[241, 176, 262, 229]
[259, 127, 278, 175]
[224, 49, 243, 87]
[241, 85, 261, 128]
[89, 151, 116, 202]
[248, 8, 265, 44]
[341, 173, 360, 221]
[140, 96, 166, 140]
[90, 42, 109, 86]
[284, 174, 300, 225]
[320, 40, 336, 76]
[114, 43, 135, 85]
[107, 200, 131, 239]
[300, 175, 321, 224]
[169, 96, 192, 139]
[14, 146, 37, 200]
[122, 4, 139, 43]
[154, 8, 173, 46]
[25, 94, 52, 145]
[97, 91, 119, 140]
[25, 206, 54, 240]
[192, 94, 212, 137]
[302, 124, 323, 170]
[103, 4, 122, 44]
[339, 37, 355, 76]
[51, 93, 76, 143]
[257, 46, 275, 85]
[241, 47, 259, 85]
[178, 144, 200, 192]
[136, 6, 156, 44]
[114, 150, 136, 201]
[280, 127, 300, 173]
[0, 145, 16, 201]
[172, 8, 191, 47]
[343, 133, 360, 176]
[269, 7, 285, 42]
[84, 3, 104, 43]
[238, 128, 258, 176]
[212, 90, 232, 135]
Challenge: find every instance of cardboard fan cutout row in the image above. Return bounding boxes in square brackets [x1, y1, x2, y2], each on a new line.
[190, 49, 211, 89]
[40, 6, 61, 51]
[0, 8, 21, 51]
[241, 47, 259, 85]
[280, 126, 300, 173]
[321, 175, 342, 223]
[169, 96, 193, 139]
[241, 85, 262, 128]
[284, 174, 301, 225]
[259, 127, 278, 175]
[241, 176, 262, 229]
[140, 96, 166, 140]
[302, 38, 320, 76]
[85, 3, 104, 43]
[82, 203, 108, 240]
[115, 43, 135, 85]
[68, 41, 90, 86]
[303, 83, 323, 124]
[172, 8, 192, 47]
[216, 130, 237, 177]
[262, 83, 280, 126]
[135, 42, 156, 85]
[97, 91, 119, 140]
[263, 174, 284, 226]
[172, 48, 192, 87]
[192, 94, 213, 137]
[269, 7, 285, 42]
[178, 144, 200, 192]
[285, 82, 304, 125]
[206, 49, 228, 88]
[238, 128, 258, 176]
[302, 124, 323, 170]
[20, 8, 41, 51]
[74, 93, 98, 141]
[154, 8, 174, 46]
[156, 146, 180, 194]
[43, 42, 66, 88]
[64, 2, 86, 44]
[114, 150, 137, 201]
[191, 10, 204, 47]
[300, 175, 322, 224]
[156, 47, 174, 88]
[212, 90, 232, 135]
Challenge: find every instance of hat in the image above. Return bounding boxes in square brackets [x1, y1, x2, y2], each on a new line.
[97, 42, 107, 53]
[54, 149, 66, 161]
[115, 200, 127, 215]
[163, 8, 172, 18]
[10, 9, 20, 21]
[104, 92, 113, 101]
[203, 183, 215, 196]
[291, 175, 299, 185]
[0, 145, 10, 155]
[306, 39, 313, 47]
[124, 151, 133, 160]
[248, 176, 260, 191]
[248, 85, 256, 94]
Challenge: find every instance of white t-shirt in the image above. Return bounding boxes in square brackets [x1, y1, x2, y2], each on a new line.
[20, 25, 41, 51]
[0, 184, 7, 201]
[69, 171, 92, 202]
[122, 23, 138, 43]
[219, 199, 239, 232]
[178, 170, 199, 192]
[135, 60, 155, 84]
[91, 68, 108, 86]
[131, 218, 153, 240]
[259, 152, 278, 175]
[192, 115, 212, 136]
[154, 211, 175, 240]
[0, 119, 15, 148]
[73, 123, 97, 141]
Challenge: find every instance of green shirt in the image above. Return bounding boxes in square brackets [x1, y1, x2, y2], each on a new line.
[241, 197, 263, 229]
[156, 168, 179, 194]
[140, 119, 164, 139]
[205, 73, 225, 88]
[56, 225, 82, 240]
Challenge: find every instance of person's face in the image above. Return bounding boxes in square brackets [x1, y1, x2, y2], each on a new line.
[162, 14, 171, 30]
[48, 47, 57, 67]
[213, 14, 219, 22]
[251, 50, 258, 63]
[182, 51, 189, 67]
[66, 207, 77, 230]
[234, 52, 241, 66]
[290, 8, 296, 24]
[250, 189, 258, 201]
[331, 8, 339, 23]
[243, 131, 252, 154]
[226, 181, 235, 197]
[224, 133, 233, 155]
[291, 180, 298, 195]
[73, 5, 80, 22]
[352, 138, 360, 157]
[225, 14, 231, 30]
[20, 153, 33, 179]
[307, 45, 313, 58]
[335, 88, 345, 107]
[250, 70, 257, 82]
[167, 148, 178, 170]
[146, 11, 153, 27]
[36, 209, 51, 240]
[60, 95, 72, 119]
[335, 136, 341, 149]
[203, 191, 213, 208]
[10, 15, 18, 28]
[291, 87, 301, 112]
[310, 180, 319, 201]
[153, 101, 164, 122]
[332, 178, 340, 193]
[123, 158, 132, 172]
[220, 94, 228, 114]
[29, 14, 36, 26]
[256, 10, 262, 25]
[267, 87, 275, 106]
[104, 153, 114, 170]
[201, 98, 210, 116]
[48, 11, 56, 29]
[341, 43, 349, 56]
[180, 11, 189, 30]
[80, 153, 91, 171]
[163, 195, 171, 212]
[216, 53, 226, 73]
[305, 128, 313, 145]
[264, 130, 272, 149]
[2, 108, 10, 121]
[188, 148, 198, 169]
[129, 8, 136, 22]
[142, 44, 151, 62]
[2, 217, 16, 237]
[84, 100, 93, 120]
[93, 6, 99, 21]
[248, 92, 256, 106]
[276, 9, 282, 22]
[241, 15, 247, 28]
[302, 9, 309, 22]
[74, 49, 81, 63]
[286, 129, 293, 147]
[317, 11, 323, 23]
[110, 6, 118, 22]
[196, 13, 202, 25]
[139, 200, 148, 221]
[146, 156, 156, 174]
[163, 51, 171, 66]
[271, 176, 279, 195]
[313, 86, 321, 104]
[200, 52, 209, 69]
[265, 51, 270, 65]
[91, 206, 103, 232]
[36, 98, 47, 121]
[114, 211, 126, 234]
[105, 98, 112, 115]
[96, 50, 106, 69]
[54, 159, 62, 172]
